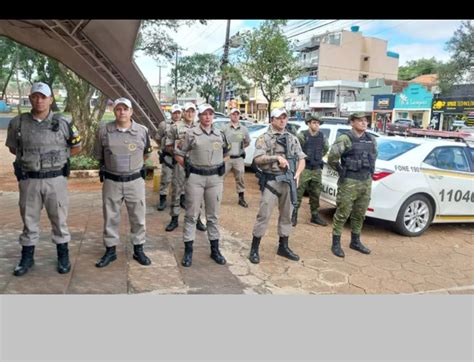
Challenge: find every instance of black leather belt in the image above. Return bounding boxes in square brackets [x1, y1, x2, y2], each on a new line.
[189, 163, 225, 176]
[230, 155, 244, 159]
[305, 164, 322, 170]
[26, 167, 65, 179]
[104, 171, 142, 182]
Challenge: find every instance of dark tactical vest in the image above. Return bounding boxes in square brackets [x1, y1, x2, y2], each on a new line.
[302, 130, 324, 170]
[17, 113, 70, 172]
[341, 132, 376, 181]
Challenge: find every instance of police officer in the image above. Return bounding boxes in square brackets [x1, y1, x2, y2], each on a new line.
[328, 112, 376, 258]
[249, 108, 306, 264]
[223, 108, 251, 207]
[164, 102, 207, 232]
[174, 103, 229, 267]
[5, 82, 82, 276]
[292, 113, 329, 226]
[94, 97, 152, 267]
[155, 104, 179, 210]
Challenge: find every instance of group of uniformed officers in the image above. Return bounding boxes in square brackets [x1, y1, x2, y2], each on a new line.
[6, 82, 375, 277]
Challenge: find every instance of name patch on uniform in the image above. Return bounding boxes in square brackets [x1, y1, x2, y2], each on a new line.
[128, 143, 137, 151]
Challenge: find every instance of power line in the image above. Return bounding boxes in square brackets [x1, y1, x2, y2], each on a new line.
[287, 20, 340, 39]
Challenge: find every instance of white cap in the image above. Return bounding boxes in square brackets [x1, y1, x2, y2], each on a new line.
[30, 82, 51, 97]
[171, 104, 182, 113]
[230, 108, 241, 114]
[271, 108, 288, 118]
[198, 103, 214, 115]
[184, 102, 197, 111]
[113, 97, 132, 109]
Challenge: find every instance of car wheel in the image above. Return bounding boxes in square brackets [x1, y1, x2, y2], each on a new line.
[393, 194, 433, 237]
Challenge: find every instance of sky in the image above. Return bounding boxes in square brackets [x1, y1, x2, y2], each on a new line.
[134, 19, 466, 87]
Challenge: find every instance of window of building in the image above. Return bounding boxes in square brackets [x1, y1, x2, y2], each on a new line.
[298, 87, 305, 95]
[359, 74, 368, 82]
[364, 56, 370, 61]
[321, 90, 335, 103]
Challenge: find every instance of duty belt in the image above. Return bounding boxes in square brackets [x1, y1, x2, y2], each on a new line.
[104, 171, 142, 182]
[305, 164, 322, 170]
[230, 154, 244, 159]
[189, 163, 224, 176]
[26, 166, 67, 179]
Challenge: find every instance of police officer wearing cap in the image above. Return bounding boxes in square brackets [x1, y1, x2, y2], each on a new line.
[292, 113, 329, 227]
[328, 112, 376, 258]
[156, 104, 180, 211]
[223, 108, 251, 207]
[94, 97, 153, 267]
[6, 82, 82, 276]
[174, 103, 230, 267]
[249, 108, 306, 264]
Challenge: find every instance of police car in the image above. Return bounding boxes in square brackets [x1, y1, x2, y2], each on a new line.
[320, 135, 474, 236]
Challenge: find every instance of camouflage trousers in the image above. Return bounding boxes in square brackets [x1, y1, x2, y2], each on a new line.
[296, 168, 322, 215]
[332, 178, 372, 236]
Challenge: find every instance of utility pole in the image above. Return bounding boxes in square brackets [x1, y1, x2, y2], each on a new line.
[219, 20, 231, 113]
[158, 65, 162, 102]
[174, 50, 178, 103]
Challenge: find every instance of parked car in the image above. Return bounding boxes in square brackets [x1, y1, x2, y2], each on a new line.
[387, 119, 421, 136]
[320, 136, 474, 236]
[212, 118, 254, 131]
[320, 116, 349, 125]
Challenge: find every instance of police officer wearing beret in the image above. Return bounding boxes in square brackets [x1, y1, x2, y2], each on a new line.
[6, 82, 82, 276]
[249, 108, 306, 264]
[327, 112, 376, 258]
[94, 97, 153, 267]
[292, 113, 329, 227]
[174, 103, 230, 267]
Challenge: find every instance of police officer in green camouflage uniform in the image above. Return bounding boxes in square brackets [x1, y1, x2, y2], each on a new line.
[223, 108, 251, 207]
[5, 82, 82, 276]
[249, 108, 306, 264]
[155, 105, 179, 210]
[94, 97, 153, 267]
[328, 112, 376, 258]
[174, 103, 229, 267]
[293, 113, 329, 227]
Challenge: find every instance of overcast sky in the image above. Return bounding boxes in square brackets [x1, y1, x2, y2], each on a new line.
[134, 19, 465, 87]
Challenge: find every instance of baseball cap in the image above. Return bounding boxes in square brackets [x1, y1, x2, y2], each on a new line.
[171, 104, 182, 113]
[30, 82, 51, 97]
[113, 97, 132, 109]
[270, 108, 288, 118]
[198, 103, 215, 115]
[349, 112, 366, 121]
[230, 108, 240, 114]
[184, 102, 197, 111]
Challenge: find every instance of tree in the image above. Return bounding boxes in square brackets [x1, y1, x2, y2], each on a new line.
[438, 20, 474, 93]
[239, 20, 301, 119]
[170, 53, 221, 106]
[0, 37, 17, 100]
[398, 57, 443, 81]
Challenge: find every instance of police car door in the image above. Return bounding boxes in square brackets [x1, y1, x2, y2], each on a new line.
[421, 146, 474, 218]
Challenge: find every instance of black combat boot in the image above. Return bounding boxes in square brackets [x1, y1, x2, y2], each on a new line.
[96, 246, 117, 268]
[157, 194, 167, 211]
[310, 213, 328, 226]
[133, 244, 152, 265]
[349, 233, 371, 254]
[291, 208, 298, 227]
[277, 236, 300, 261]
[13, 245, 35, 276]
[331, 235, 345, 258]
[165, 216, 179, 232]
[182, 241, 193, 267]
[180, 194, 186, 209]
[238, 192, 248, 208]
[249, 236, 261, 264]
[57, 243, 71, 274]
[210, 240, 226, 265]
[196, 216, 207, 231]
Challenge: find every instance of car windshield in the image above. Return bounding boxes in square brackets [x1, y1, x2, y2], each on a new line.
[377, 139, 419, 161]
[248, 124, 267, 133]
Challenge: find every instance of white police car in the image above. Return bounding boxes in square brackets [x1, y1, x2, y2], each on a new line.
[320, 135, 474, 236]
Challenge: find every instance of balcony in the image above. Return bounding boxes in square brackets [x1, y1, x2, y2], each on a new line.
[298, 57, 319, 69]
[291, 75, 317, 87]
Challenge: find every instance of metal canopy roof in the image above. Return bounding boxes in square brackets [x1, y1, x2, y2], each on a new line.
[0, 19, 164, 133]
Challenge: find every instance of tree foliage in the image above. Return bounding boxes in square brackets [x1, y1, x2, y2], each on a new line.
[398, 57, 443, 81]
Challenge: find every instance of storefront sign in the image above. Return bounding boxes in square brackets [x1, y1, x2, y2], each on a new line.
[395, 84, 433, 109]
[432, 97, 474, 114]
[373, 94, 395, 110]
